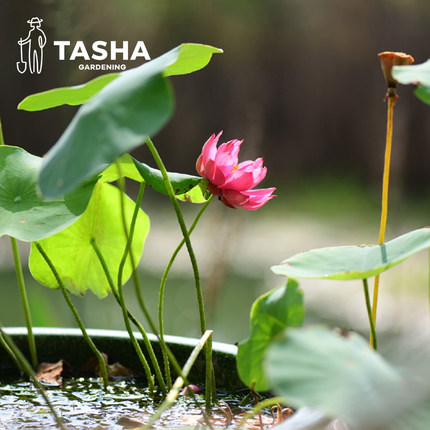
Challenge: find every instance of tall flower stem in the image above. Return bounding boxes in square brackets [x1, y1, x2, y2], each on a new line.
[145, 137, 214, 406]
[158, 194, 214, 389]
[0, 326, 65, 429]
[0, 119, 37, 369]
[34, 242, 109, 388]
[370, 93, 396, 348]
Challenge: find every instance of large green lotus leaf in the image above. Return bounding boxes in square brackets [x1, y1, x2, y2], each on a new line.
[133, 158, 208, 202]
[237, 279, 304, 392]
[18, 44, 222, 111]
[38, 43, 221, 199]
[29, 182, 149, 297]
[272, 227, 430, 280]
[0, 146, 94, 242]
[393, 60, 430, 105]
[265, 326, 403, 428]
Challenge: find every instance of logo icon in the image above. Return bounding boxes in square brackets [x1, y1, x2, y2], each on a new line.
[17, 17, 47, 74]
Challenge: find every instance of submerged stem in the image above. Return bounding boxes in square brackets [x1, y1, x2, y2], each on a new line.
[370, 94, 395, 347]
[145, 137, 215, 406]
[34, 242, 109, 387]
[11, 237, 37, 369]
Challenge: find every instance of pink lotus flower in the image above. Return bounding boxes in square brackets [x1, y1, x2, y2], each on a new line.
[196, 132, 276, 210]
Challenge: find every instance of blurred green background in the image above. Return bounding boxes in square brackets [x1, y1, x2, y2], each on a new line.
[0, 0, 430, 345]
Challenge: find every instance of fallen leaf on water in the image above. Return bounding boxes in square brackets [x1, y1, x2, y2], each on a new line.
[36, 360, 67, 386]
[117, 416, 145, 429]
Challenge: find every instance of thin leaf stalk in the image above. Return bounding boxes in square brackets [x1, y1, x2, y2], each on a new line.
[0, 327, 65, 429]
[158, 194, 214, 389]
[363, 279, 377, 350]
[114, 179, 166, 389]
[117, 182, 146, 313]
[0, 328, 23, 372]
[34, 242, 109, 387]
[371, 94, 395, 348]
[144, 330, 214, 429]
[10, 237, 38, 369]
[145, 136, 215, 406]
[91, 216, 207, 406]
[114, 163, 161, 393]
[90, 238, 163, 394]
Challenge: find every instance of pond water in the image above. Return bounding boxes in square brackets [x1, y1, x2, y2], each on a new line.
[0, 378, 274, 429]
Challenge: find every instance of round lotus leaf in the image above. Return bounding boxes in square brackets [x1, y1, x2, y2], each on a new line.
[29, 182, 149, 298]
[0, 146, 94, 242]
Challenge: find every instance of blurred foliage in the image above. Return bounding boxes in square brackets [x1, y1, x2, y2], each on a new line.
[1, 0, 430, 195]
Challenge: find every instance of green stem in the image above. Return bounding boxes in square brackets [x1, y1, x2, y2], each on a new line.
[91, 239, 207, 409]
[158, 194, 215, 390]
[91, 234, 214, 417]
[0, 329, 24, 373]
[90, 238, 164, 394]
[145, 330, 213, 429]
[10, 237, 37, 369]
[34, 242, 109, 387]
[115, 180, 159, 351]
[0, 327, 65, 429]
[117, 181, 145, 306]
[145, 137, 214, 406]
[363, 278, 377, 350]
[113, 165, 160, 393]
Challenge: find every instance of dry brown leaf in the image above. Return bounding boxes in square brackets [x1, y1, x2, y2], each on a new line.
[36, 360, 64, 386]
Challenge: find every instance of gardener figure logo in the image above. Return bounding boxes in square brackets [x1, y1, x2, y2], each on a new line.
[17, 17, 47, 74]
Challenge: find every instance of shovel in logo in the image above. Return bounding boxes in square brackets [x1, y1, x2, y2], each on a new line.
[17, 38, 27, 74]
